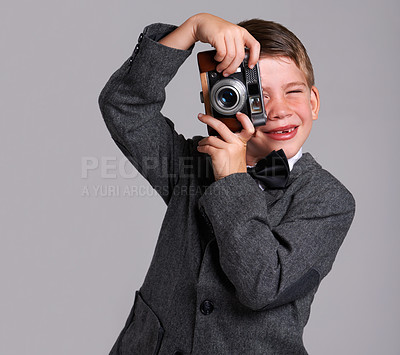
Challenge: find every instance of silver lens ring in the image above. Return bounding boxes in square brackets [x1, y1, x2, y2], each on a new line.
[210, 78, 246, 116]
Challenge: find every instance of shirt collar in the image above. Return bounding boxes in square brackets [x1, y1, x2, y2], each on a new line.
[287, 147, 302, 171]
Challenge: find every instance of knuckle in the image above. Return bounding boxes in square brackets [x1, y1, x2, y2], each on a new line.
[236, 27, 245, 35]
[218, 48, 226, 56]
[216, 40, 226, 53]
[208, 136, 217, 144]
[215, 52, 225, 61]
[225, 51, 235, 60]
[214, 47, 226, 59]
[242, 28, 251, 39]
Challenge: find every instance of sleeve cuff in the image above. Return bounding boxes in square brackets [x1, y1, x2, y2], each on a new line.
[130, 23, 194, 79]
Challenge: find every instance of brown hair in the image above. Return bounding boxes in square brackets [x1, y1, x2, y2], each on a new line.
[238, 19, 315, 88]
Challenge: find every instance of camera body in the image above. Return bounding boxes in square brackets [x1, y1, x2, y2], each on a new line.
[197, 49, 267, 135]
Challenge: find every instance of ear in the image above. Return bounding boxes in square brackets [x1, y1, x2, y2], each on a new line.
[310, 86, 320, 121]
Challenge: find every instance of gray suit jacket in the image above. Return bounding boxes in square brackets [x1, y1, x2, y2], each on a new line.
[98, 23, 356, 355]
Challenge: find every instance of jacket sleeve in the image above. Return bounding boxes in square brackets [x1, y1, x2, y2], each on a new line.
[198, 171, 356, 311]
[98, 23, 194, 204]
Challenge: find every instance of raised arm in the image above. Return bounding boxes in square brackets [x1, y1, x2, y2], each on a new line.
[98, 14, 260, 203]
[98, 22, 194, 204]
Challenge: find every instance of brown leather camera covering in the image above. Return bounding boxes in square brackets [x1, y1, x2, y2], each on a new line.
[197, 50, 243, 134]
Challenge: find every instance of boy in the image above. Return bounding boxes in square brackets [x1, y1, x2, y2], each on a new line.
[99, 13, 355, 355]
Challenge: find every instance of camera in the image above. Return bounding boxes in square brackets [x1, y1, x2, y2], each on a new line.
[197, 49, 267, 135]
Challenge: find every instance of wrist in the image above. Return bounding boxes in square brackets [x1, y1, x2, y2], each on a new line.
[159, 16, 197, 50]
[185, 14, 200, 43]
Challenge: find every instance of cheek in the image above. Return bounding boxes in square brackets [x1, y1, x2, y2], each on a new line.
[293, 101, 314, 124]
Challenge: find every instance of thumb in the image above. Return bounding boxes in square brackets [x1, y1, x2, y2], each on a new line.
[235, 112, 255, 142]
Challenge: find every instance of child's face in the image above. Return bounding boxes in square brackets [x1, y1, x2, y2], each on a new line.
[247, 56, 320, 161]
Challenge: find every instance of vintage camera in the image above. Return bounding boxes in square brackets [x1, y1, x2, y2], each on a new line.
[197, 49, 267, 135]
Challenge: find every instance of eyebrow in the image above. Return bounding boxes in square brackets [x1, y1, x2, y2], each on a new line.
[262, 81, 307, 91]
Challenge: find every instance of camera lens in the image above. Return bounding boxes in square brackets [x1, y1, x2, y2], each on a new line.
[218, 89, 237, 108]
[210, 78, 246, 116]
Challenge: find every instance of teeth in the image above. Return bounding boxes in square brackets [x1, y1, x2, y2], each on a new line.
[273, 127, 295, 134]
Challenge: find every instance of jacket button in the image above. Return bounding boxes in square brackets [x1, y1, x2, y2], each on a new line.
[138, 33, 144, 42]
[200, 300, 214, 315]
[134, 44, 140, 54]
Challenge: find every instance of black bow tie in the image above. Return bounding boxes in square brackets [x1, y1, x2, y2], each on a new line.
[247, 149, 290, 189]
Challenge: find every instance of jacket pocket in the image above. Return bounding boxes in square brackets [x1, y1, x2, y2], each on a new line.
[118, 290, 164, 355]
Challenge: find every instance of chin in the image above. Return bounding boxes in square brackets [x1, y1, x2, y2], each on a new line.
[253, 142, 300, 160]
[275, 140, 304, 159]
[249, 132, 305, 160]
[281, 147, 299, 159]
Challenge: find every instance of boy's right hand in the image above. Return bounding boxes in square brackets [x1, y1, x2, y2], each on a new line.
[159, 13, 260, 76]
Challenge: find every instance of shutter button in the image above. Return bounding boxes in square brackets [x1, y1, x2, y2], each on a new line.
[200, 300, 214, 315]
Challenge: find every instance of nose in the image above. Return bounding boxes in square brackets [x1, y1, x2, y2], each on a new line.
[265, 97, 292, 121]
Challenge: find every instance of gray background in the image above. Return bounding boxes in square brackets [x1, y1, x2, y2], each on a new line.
[1, 0, 399, 354]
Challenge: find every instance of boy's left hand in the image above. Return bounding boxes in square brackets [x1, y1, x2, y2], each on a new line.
[197, 112, 255, 181]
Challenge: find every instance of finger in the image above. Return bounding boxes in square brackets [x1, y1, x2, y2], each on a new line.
[243, 31, 260, 69]
[216, 35, 236, 74]
[223, 36, 246, 76]
[213, 35, 227, 63]
[235, 112, 255, 142]
[197, 143, 219, 156]
[198, 113, 236, 143]
[198, 136, 226, 149]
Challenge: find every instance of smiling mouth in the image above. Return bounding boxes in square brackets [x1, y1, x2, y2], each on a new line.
[268, 127, 296, 134]
[266, 126, 298, 134]
[263, 125, 299, 141]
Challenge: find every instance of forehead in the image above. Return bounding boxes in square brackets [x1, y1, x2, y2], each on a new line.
[258, 56, 307, 89]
